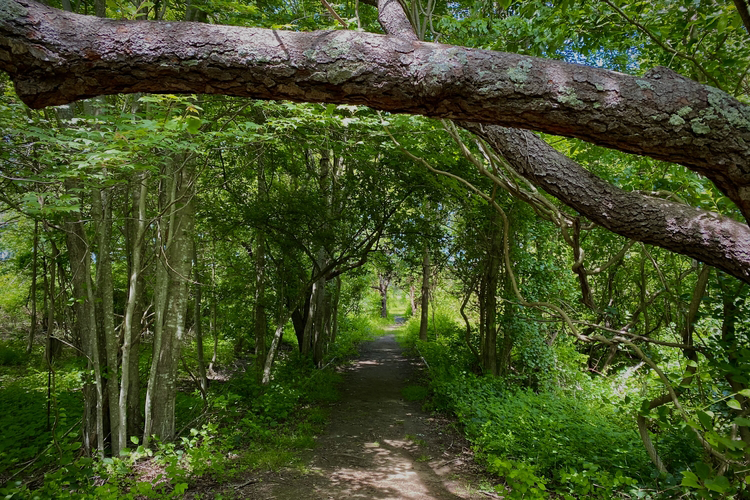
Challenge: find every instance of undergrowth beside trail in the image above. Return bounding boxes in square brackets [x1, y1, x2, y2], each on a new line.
[0, 316, 378, 499]
[396, 313, 704, 500]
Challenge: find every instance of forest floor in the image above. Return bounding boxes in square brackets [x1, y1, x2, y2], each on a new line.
[237, 323, 492, 499]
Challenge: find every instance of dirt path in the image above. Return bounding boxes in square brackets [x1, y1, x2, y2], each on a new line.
[243, 330, 488, 499]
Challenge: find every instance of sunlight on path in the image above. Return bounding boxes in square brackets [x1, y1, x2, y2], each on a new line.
[244, 322, 485, 500]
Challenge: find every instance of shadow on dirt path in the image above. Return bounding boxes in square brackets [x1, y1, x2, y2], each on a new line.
[243, 330, 489, 499]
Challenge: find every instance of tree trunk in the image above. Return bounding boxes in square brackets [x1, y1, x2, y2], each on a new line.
[144, 159, 195, 444]
[291, 299, 307, 351]
[64, 194, 104, 457]
[378, 274, 389, 319]
[120, 170, 147, 448]
[301, 284, 315, 356]
[262, 282, 291, 386]
[208, 240, 218, 374]
[26, 220, 38, 354]
[418, 244, 429, 341]
[44, 239, 59, 363]
[480, 210, 502, 376]
[253, 232, 267, 369]
[193, 238, 209, 396]
[498, 202, 520, 376]
[331, 275, 341, 345]
[92, 185, 121, 454]
[312, 250, 328, 367]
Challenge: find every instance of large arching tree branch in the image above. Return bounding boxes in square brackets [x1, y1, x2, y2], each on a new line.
[462, 123, 750, 283]
[1, 0, 750, 220]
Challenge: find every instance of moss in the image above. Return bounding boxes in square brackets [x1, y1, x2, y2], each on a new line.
[677, 106, 692, 117]
[706, 86, 750, 130]
[0, 0, 27, 20]
[557, 87, 584, 109]
[669, 114, 685, 126]
[326, 65, 353, 85]
[425, 49, 468, 88]
[322, 37, 351, 59]
[690, 118, 711, 135]
[635, 79, 654, 90]
[594, 83, 605, 92]
[507, 59, 533, 84]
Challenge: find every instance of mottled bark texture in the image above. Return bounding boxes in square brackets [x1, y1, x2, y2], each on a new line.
[463, 123, 750, 284]
[1, 0, 750, 220]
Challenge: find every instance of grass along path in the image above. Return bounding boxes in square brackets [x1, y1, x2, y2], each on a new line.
[241, 325, 488, 499]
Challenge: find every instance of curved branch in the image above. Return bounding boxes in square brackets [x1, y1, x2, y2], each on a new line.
[733, 0, 750, 37]
[462, 123, 750, 284]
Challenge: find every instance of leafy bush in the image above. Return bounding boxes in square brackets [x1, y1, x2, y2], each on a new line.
[329, 315, 376, 360]
[404, 322, 686, 498]
[401, 384, 429, 401]
[0, 341, 25, 366]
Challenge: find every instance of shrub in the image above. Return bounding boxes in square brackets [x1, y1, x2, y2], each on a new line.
[0, 341, 25, 366]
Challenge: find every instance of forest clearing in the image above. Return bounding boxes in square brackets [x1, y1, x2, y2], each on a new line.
[1, 0, 750, 497]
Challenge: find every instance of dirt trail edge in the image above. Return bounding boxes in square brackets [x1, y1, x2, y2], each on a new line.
[244, 331, 489, 499]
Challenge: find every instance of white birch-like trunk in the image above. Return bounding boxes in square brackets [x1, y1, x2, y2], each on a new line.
[118, 171, 147, 451]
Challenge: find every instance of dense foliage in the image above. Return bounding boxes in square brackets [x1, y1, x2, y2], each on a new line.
[1, 0, 750, 497]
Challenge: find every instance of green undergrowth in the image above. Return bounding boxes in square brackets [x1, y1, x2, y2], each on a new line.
[396, 314, 703, 499]
[0, 316, 376, 498]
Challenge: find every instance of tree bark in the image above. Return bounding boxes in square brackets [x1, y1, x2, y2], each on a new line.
[253, 160, 268, 367]
[44, 239, 59, 363]
[480, 210, 503, 376]
[120, 170, 147, 447]
[144, 158, 195, 444]
[193, 238, 209, 396]
[301, 281, 319, 357]
[92, 185, 120, 454]
[418, 244, 429, 341]
[26, 219, 38, 354]
[331, 275, 341, 344]
[253, 231, 267, 371]
[464, 123, 750, 284]
[378, 273, 389, 318]
[64, 194, 104, 456]
[208, 240, 218, 374]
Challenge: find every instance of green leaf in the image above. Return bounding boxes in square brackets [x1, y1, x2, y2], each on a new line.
[738, 389, 750, 398]
[697, 411, 713, 430]
[695, 462, 711, 480]
[131, 436, 139, 445]
[186, 116, 202, 134]
[681, 471, 702, 489]
[727, 399, 742, 410]
[639, 400, 651, 416]
[705, 475, 730, 493]
[734, 417, 750, 426]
